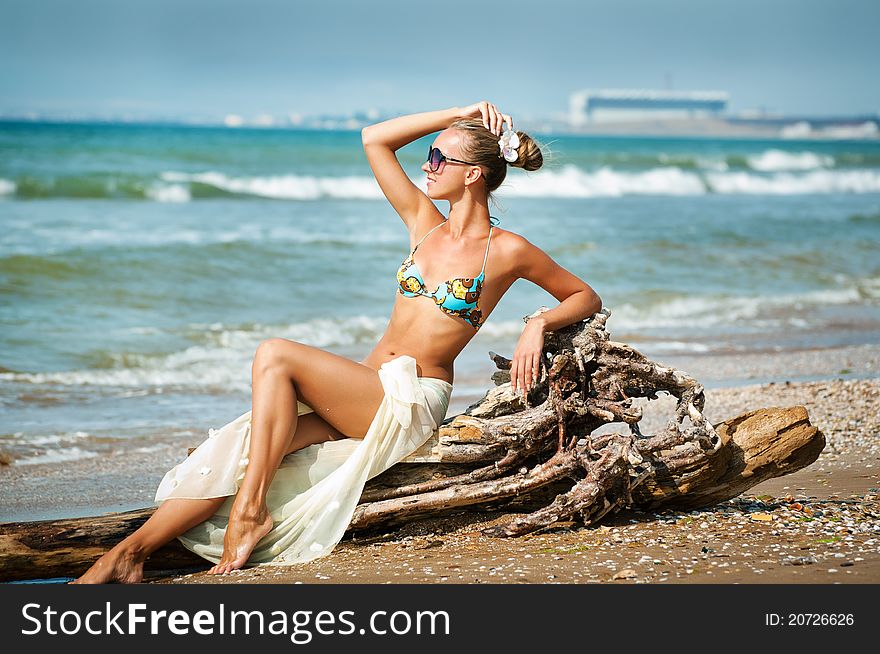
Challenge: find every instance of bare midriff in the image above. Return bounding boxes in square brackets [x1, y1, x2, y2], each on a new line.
[360, 292, 492, 385]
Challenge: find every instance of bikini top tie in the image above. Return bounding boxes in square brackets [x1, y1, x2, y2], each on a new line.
[396, 221, 493, 330]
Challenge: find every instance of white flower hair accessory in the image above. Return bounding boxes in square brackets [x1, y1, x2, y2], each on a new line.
[498, 123, 520, 163]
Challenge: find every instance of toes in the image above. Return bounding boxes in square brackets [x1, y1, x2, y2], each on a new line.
[208, 555, 251, 576]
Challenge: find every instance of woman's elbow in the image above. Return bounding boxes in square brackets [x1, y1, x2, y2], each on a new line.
[586, 290, 602, 316]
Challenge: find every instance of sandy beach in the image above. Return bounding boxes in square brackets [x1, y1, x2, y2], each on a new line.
[4, 343, 876, 584]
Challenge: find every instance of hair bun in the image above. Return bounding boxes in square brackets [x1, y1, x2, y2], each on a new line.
[509, 132, 543, 171]
[448, 117, 546, 195]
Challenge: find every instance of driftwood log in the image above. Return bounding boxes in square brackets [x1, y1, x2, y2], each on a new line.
[0, 308, 824, 581]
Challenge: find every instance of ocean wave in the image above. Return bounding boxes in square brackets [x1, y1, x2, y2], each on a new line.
[704, 168, 880, 194]
[500, 165, 707, 197]
[500, 165, 880, 197]
[2, 430, 93, 448]
[145, 183, 191, 203]
[5, 273, 877, 393]
[0, 316, 391, 392]
[746, 149, 834, 171]
[3, 164, 880, 202]
[156, 165, 880, 198]
[513, 150, 844, 173]
[159, 170, 384, 200]
[858, 275, 880, 299]
[11, 174, 152, 199]
[0, 315, 536, 392]
[609, 282, 873, 331]
[0, 224, 403, 256]
[0, 430, 101, 466]
[631, 340, 713, 354]
[0, 344, 252, 393]
[13, 446, 99, 466]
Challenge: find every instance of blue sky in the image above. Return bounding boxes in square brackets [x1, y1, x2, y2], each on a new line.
[2, 0, 878, 121]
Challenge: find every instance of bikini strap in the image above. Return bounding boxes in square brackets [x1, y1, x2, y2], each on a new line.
[479, 226, 494, 275]
[412, 221, 446, 251]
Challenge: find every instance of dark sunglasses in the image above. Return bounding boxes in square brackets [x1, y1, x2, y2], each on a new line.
[426, 146, 478, 172]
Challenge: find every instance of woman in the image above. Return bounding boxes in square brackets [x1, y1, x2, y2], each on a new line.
[73, 101, 602, 583]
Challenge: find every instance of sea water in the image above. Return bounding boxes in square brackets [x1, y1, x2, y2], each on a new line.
[1, 121, 879, 469]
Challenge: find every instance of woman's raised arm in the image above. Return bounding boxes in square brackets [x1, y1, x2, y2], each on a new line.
[361, 107, 462, 229]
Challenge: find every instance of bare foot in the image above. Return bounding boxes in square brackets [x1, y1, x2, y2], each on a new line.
[71, 545, 145, 584]
[207, 506, 273, 575]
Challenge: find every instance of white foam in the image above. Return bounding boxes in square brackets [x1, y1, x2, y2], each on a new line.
[3, 429, 103, 466]
[609, 284, 866, 331]
[132, 443, 170, 454]
[146, 183, 191, 203]
[0, 178, 15, 196]
[497, 165, 707, 197]
[114, 165, 880, 204]
[635, 340, 713, 354]
[0, 315, 390, 392]
[0, 345, 253, 392]
[705, 169, 880, 194]
[160, 170, 384, 200]
[14, 447, 99, 466]
[14, 431, 94, 448]
[497, 165, 880, 197]
[747, 149, 833, 171]
[0, 314, 533, 393]
[859, 276, 880, 299]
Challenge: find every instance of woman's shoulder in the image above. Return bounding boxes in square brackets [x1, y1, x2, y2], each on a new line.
[488, 227, 537, 271]
[492, 226, 534, 254]
[489, 228, 555, 280]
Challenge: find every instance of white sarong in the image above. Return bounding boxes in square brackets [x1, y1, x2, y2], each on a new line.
[154, 354, 451, 565]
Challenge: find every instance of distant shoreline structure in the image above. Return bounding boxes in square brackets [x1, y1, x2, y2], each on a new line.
[561, 88, 878, 140]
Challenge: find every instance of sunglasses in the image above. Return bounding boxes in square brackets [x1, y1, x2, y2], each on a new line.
[426, 146, 478, 172]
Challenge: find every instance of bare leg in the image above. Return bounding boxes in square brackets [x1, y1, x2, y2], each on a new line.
[74, 409, 349, 582]
[72, 496, 226, 584]
[76, 338, 383, 582]
[207, 342, 302, 574]
[208, 338, 384, 575]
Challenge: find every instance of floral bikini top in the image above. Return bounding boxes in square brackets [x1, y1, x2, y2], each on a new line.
[397, 221, 493, 330]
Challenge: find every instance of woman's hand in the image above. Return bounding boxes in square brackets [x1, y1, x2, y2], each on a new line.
[457, 101, 513, 136]
[510, 319, 546, 400]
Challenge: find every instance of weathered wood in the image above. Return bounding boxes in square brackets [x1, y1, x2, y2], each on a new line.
[0, 308, 825, 581]
[349, 405, 823, 534]
[0, 509, 202, 582]
[633, 405, 824, 509]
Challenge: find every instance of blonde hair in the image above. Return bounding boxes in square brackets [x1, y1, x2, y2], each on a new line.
[450, 118, 544, 196]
